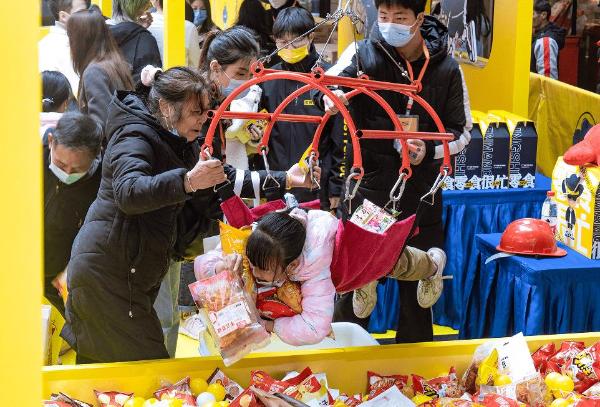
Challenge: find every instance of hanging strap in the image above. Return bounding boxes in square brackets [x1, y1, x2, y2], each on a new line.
[251, 171, 261, 207]
[233, 169, 244, 196]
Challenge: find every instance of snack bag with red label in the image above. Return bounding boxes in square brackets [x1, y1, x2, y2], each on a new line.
[230, 388, 263, 407]
[153, 377, 197, 406]
[566, 342, 600, 393]
[44, 402, 73, 407]
[413, 368, 463, 400]
[333, 394, 363, 407]
[367, 371, 413, 399]
[208, 368, 245, 401]
[282, 369, 332, 406]
[94, 391, 133, 407]
[220, 222, 255, 300]
[546, 341, 586, 374]
[256, 281, 303, 320]
[479, 394, 524, 407]
[189, 269, 270, 366]
[531, 343, 557, 374]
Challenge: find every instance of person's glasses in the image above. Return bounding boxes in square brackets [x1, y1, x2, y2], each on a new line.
[275, 38, 310, 49]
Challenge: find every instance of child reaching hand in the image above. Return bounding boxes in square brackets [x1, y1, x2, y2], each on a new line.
[194, 208, 338, 346]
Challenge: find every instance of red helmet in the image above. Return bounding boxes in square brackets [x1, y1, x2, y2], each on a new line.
[497, 218, 567, 257]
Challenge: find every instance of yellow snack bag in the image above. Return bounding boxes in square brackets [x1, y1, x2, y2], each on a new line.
[477, 348, 499, 387]
[219, 221, 255, 298]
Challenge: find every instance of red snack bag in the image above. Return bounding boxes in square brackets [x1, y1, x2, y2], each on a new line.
[93, 391, 133, 407]
[480, 394, 522, 407]
[547, 341, 586, 374]
[256, 284, 302, 320]
[574, 396, 600, 407]
[335, 394, 363, 406]
[250, 371, 293, 394]
[256, 298, 297, 319]
[413, 368, 463, 399]
[531, 343, 557, 374]
[153, 377, 197, 406]
[208, 368, 245, 401]
[567, 342, 600, 393]
[230, 388, 263, 407]
[367, 371, 408, 394]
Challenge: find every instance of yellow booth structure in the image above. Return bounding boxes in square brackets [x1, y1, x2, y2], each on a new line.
[6, 0, 600, 404]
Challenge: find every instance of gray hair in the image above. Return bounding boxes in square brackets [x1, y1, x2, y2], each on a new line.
[52, 112, 103, 157]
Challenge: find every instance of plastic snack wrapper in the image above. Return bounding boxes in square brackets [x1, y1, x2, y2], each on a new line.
[479, 374, 550, 407]
[153, 377, 196, 406]
[94, 390, 134, 406]
[413, 368, 463, 399]
[208, 368, 246, 401]
[45, 393, 93, 407]
[189, 269, 270, 366]
[546, 341, 586, 374]
[367, 371, 413, 399]
[349, 199, 396, 234]
[332, 394, 362, 407]
[565, 342, 600, 393]
[219, 222, 255, 300]
[281, 370, 334, 406]
[359, 385, 415, 407]
[479, 393, 525, 407]
[256, 281, 303, 320]
[532, 343, 557, 374]
[230, 388, 262, 407]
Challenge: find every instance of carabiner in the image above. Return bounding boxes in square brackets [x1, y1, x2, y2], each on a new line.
[308, 151, 321, 191]
[344, 171, 362, 202]
[262, 151, 281, 190]
[420, 169, 448, 206]
[383, 172, 407, 216]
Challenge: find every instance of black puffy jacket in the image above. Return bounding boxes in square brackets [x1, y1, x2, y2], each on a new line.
[259, 48, 344, 207]
[62, 91, 286, 362]
[109, 22, 163, 87]
[43, 133, 101, 316]
[315, 16, 468, 249]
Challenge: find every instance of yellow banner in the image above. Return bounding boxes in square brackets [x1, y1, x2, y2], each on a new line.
[529, 73, 600, 176]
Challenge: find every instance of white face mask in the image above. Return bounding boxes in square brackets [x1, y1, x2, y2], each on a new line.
[49, 148, 91, 185]
[379, 21, 417, 47]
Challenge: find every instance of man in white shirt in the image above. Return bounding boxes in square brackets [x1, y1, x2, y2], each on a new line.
[39, 0, 89, 94]
[148, 0, 201, 68]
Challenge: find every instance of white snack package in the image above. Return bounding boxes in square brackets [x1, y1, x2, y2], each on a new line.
[358, 385, 415, 407]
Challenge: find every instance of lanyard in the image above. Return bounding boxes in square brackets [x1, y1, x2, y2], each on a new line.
[403, 42, 430, 115]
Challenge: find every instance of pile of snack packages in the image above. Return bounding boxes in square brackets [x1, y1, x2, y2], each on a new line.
[44, 333, 600, 406]
[188, 222, 305, 366]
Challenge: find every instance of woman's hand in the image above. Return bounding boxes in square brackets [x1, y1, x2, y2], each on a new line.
[407, 139, 426, 165]
[287, 162, 322, 189]
[215, 254, 243, 275]
[185, 159, 227, 193]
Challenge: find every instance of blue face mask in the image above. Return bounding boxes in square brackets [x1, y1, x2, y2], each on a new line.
[193, 9, 207, 26]
[379, 21, 416, 47]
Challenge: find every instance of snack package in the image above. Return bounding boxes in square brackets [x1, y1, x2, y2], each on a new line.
[477, 349, 499, 387]
[546, 341, 586, 374]
[367, 371, 413, 399]
[434, 398, 479, 407]
[256, 281, 303, 320]
[584, 381, 600, 396]
[480, 374, 549, 407]
[219, 222, 255, 300]
[208, 368, 246, 401]
[479, 394, 524, 407]
[94, 391, 133, 407]
[413, 368, 463, 399]
[349, 199, 396, 234]
[153, 377, 197, 406]
[566, 342, 600, 393]
[250, 387, 310, 407]
[281, 370, 333, 407]
[189, 269, 270, 366]
[230, 388, 262, 407]
[333, 394, 362, 407]
[359, 385, 415, 407]
[531, 343, 557, 374]
[45, 393, 93, 407]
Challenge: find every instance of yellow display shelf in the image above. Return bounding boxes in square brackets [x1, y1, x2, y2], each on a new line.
[43, 332, 600, 403]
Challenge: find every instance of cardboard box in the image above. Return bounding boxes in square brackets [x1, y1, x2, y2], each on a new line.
[551, 157, 600, 259]
[490, 110, 538, 189]
[481, 113, 511, 189]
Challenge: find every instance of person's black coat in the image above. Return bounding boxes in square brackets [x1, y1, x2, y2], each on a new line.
[109, 22, 162, 87]
[61, 91, 287, 362]
[259, 47, 344, 207]
[530, 22, 566, 75]
[315, 16, 468, 248]
[43, 132, 101, 316]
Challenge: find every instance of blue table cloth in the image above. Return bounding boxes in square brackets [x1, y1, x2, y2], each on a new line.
[369, 174, 552, 333]
[460, 233, 600, 339]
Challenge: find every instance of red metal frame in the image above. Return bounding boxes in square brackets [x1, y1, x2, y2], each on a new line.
[201, 62, 453, 180]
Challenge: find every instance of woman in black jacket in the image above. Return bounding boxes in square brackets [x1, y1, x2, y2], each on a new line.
[62, 66, 317, 363]
[109, 0, 163, 86]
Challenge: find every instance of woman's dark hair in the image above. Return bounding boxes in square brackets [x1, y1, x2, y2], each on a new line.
[373, 0, 425, 15]
[184, 1, 194, 22]
[42, 71, 71, 112]
[246, 211, 306, 273]
[199, 26, 260, 69]
[67, 7, 134, 102]
[272, 6, 314, 39]
[146, 66, 211, 125]
[236, 0, 272, 38]
[52, 112, 103, 157]
[189, 0, 215, 34]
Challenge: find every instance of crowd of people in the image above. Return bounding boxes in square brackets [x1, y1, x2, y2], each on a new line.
[39, 0, 471, 363]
